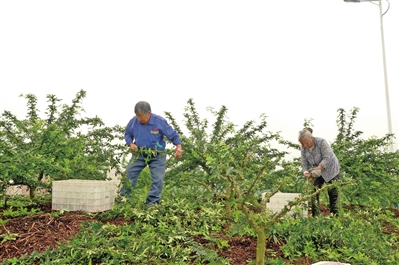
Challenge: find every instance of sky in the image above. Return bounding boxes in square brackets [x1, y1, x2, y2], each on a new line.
[0, 0, 398, 159]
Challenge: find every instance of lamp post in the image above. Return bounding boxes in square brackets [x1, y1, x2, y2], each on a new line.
[344, 0, 395, 152]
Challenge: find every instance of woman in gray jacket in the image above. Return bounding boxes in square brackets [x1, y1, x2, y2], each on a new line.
[299, 129, 340, 216]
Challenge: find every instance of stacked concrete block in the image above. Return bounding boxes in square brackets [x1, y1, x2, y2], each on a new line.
[263, 191, 308, 217]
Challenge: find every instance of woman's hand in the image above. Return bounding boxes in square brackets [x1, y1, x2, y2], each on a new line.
[304, 171, 314, 182]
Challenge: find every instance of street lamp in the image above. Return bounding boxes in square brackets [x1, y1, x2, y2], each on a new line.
[344, 0, 395, 152]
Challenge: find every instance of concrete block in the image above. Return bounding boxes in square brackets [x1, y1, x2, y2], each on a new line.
[263, 191, 308, 217]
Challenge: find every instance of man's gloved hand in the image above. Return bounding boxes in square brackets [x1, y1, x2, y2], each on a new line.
[311, 168, 321, 178]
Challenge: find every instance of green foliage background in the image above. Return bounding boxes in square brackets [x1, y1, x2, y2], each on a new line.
[0, 90, 127, 201]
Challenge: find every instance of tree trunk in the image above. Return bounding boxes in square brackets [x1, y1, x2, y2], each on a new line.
[255, 226, 267, 265]
[241, 205, 268, 265]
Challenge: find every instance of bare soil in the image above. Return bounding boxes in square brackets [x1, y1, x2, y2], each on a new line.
[1, 203, 398, 265]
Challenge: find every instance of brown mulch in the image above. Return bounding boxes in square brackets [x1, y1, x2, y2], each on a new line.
[0, 211, 92, 260]
[0, 202, 130, 262]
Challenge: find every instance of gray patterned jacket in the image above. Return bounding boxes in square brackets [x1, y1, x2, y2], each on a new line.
[301, 137, 340, 182]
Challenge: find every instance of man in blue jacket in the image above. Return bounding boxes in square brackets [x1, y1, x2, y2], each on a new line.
[123, 101, 182, 205]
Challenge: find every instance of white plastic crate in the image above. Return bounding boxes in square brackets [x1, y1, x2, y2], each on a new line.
[263, 192, 308, 217]
[52, 180, 117, 213]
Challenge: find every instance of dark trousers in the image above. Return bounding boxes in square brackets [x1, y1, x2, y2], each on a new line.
[312, 175, 339, 216]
